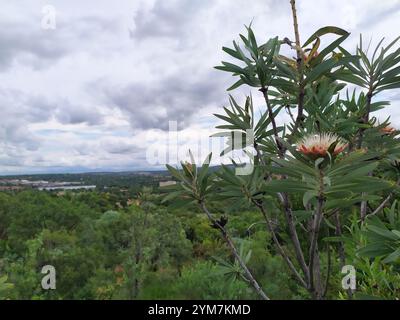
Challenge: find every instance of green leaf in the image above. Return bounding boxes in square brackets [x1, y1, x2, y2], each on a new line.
[331, 69, 368, 87]
[215, 61, 245, 75]
[162, 190, 183, 203]
[358, 243, 392, 257]
[274, 57, 298, 80]
[293, 210, 313, 222]
[391, 230, 400, 239]
[264, 180, 312, 194]
[312, 34, 351, 65]
[198, 153, 212, 188]
[303, 190, 317, 207]
[341, 162, 378, 179]
[222, 46, 242, 61]
[166, 164, 184, 182]
[303, 26, 349, 47]
[382, 248, 400, 263]
[227, 78, 245, 91]
[367, 225, 399, 241]
[306, 56, 358, 83]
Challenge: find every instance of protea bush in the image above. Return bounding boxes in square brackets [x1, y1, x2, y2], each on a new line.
[165, 0, 400, 299]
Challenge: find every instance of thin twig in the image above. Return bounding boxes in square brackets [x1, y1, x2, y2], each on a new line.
[366, 178, 400, 218]
[255, 201, 307, 288]
[289, 0, 305, 138]
[323, 244, 331, 298]
[368, 194, 393, 217]
[200, 202, 270, 300]
[333, 211, 353, 299]
[308, 196, 325, 297]
[280, 192, 310, 285]
[333, 212, 346, 268]
[285, 105, 296, 123]
[260, 87, 285, 156]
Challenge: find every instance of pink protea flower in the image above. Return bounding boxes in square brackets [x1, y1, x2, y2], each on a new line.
[380, 125, 396, 135]
[297, 133, 347, 158]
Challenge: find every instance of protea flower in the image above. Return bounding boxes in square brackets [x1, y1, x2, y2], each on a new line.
[297, 133, 347, 158]
[379, 125, 396, 135]
[305, 50, 319, 63]
[182, 161, 195, 177]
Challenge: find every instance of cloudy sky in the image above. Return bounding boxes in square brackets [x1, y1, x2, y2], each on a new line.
[1, 0, 400, 175]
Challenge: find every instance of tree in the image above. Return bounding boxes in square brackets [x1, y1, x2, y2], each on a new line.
[166, 0, 400, 299]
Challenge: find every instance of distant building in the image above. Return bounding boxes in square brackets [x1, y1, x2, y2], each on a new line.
[159, 181, 177, 188]
[0, 186, 23, 191]
[37, 185, 96, 191]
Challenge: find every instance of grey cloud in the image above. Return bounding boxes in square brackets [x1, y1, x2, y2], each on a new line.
[102, 142, 136, 155]
[102, 71, 226, 130]
[100, 139, 146, 155]
[55, 100, 103, 125]
[358, 3, 400, 29]
[130, 0, 285, 42]
[0, 89, 53, 151]
[131, 0, 208, 40]
[1, 125, 40, 151]
[0, 14, 120, 70]
[0, 156, 25, 167]
[0, 22, 69, 70]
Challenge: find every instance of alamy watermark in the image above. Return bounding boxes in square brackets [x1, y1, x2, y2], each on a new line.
[145, 121, 255, 176]
[41, 5, 57, 30]
[341, 265, 356, 291]
[41, 265, 56, 290]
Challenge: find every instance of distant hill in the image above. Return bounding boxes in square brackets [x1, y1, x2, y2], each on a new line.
[0, 165, 235, 190]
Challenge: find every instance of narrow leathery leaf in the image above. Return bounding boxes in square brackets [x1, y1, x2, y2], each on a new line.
[233, 40, 253, 65]
[371, 37, 385, 64]
[376, 75, 400, 87]
[331, 70, 368, 87]
[227, 78, 245, 91]
[198, 153, 212, 183]
[293, 210, 313, 222]
[341, 162, 378, 179]
[382, 35, 400, 55]
[303, 26, 349, 47]
[367, 225, 399, 241]
[312, 34, 351, 65]
[379, 66, 400, 83]
[168, 198, 196, 210]
[264, 180, 313, 193]
[246, 26, 259, 59]
[368, 215, 390, 230]
[358, 244, 393, 257]
[358, 47, 371, 70]
[306, 56, 359, 83]
[210, 131, 234, 138]
[162, 190, 183, 203]
[305, 38, 321, 64]
[391, 230, 400, 240]
[166, 164, 185, 181]
[215, 61, 245, 74]
[377, 81, 400, 93]
[382, 248, 400, 263]
[303, 190, 317, 207]
[222, 46, 243, 61]
[274, 57, 298, 80]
